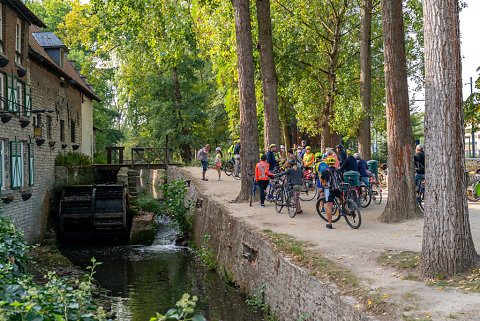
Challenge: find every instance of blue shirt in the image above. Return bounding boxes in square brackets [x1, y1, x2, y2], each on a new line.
[340, 156, 358, 173]
[357, 159, 369, 177]
[267, 150, 277, 170]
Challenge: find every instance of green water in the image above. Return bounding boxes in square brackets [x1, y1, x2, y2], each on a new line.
[60, 244, 263, 321]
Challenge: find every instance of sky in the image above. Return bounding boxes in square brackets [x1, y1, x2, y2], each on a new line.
[460, 0, 480, 98]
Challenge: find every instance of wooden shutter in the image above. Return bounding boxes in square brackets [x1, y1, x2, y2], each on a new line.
[6, 74, 13, 111]
[10, 141, 23, 189]
[12, 77, 19, 113]
[28, 143, 34, 186]
[24, 84, 31, 117]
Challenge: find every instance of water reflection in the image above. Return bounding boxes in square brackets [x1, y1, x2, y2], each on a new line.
[60, 245, 263, 321]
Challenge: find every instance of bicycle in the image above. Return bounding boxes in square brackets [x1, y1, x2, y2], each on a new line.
[315, 182, 362, 229]
[274, 176, 299, 218]
[416, 178, 425, 212]
[298, 169, 318, 201]
[248, 173, 278, 206]
[359, 173, 382, 206]
[466, 170, 480, 202]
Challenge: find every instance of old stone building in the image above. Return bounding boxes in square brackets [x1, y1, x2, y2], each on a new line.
[0, 0, 100, 242]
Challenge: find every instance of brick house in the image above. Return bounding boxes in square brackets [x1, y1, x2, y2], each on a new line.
[0, 0, 100, 242]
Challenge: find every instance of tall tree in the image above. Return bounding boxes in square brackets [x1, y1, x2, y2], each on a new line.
[420, 0, 479, 278]
[256, 0, 280, 151]
[231, 0, 260, 201]
[378, 0, 421, 222]
[357, 0, 372, 160]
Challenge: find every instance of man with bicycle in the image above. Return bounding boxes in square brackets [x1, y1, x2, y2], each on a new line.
[354, 153, 370, 187]
[414, 144, 425, 186]
[321, 156, 343, 229]
[255, 154, 274, 207]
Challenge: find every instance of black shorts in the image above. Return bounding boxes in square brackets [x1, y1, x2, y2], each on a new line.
[325, 189, 341, 202]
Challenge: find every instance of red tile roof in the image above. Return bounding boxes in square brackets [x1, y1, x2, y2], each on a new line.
[29, 25, 101, 102]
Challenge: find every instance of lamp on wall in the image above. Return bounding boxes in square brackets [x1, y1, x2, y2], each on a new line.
[17, 67, 26, 78]
[0, 56, 8, 68]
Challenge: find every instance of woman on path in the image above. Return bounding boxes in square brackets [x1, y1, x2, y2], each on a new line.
[215, 147, 223, 181]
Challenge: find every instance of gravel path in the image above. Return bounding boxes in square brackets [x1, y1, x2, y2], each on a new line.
[182, 167, 480, 320]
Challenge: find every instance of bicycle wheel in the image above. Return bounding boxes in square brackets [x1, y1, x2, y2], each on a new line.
[370, 183, 382, 205]
[466, 179, 480, 202]
[343, 199, 362, 229]
[224, 161, 234, 176]
[233, 167, 242, 180]
[358, 185, 371, 208]
[299, 180, 317, 201]
[316, 197, 341, 223]
[287, 193, 297, 218]
[416, 186, 425, 212]
[275, 189, 284, 213]
[249, 185, 256, 206]
[266, 184, 277, 203]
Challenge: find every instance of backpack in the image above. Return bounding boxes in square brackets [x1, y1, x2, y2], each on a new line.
[328, 168, 343, 191]
[197, 148, 204, 160]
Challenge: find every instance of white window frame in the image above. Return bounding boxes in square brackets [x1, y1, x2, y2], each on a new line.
[0, 74, 4, 110]
[15, 19, 22, 65]
[15, 80, 23, 113]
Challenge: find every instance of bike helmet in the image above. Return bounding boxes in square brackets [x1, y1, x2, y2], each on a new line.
[326, 156, 336, 165]
[289, 158, 296, 165]
[306, 146, 311, 150]
[280, 145, 285, 149]
[336, 144, 344, 149]
[269, 144, 276, 148]
[261, 154, 267, 161]
[301, 140, 306, 144]
[216, 147, 222, 151]
[353, 153, 361, 159]
[346, 149, 355, 155]
[315, 152, 322, 159]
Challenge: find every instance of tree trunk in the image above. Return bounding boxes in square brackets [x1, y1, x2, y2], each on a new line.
[357, 0, 372, 160]
[231, 0, 260, 202]
[420, 0, 479, 278]
[256, 0, 280, 152]
[172, 67, 192, 163]
[279, 96, 291, 150]
[378, 0, 421, 222]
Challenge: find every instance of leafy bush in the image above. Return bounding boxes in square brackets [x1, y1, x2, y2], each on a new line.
[0, 213, 108, 320]
[0, 214, 29, 276]
[162, 180, 193, 236]
[55, 151, 91, 167]
[134, 194, 162, 214]
[198, 234, 217, 271]
[149, 293, 206, 321]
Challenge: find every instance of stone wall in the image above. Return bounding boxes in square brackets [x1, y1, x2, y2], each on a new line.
[137, 169, 165, 199]
[167, 167, 377, 321]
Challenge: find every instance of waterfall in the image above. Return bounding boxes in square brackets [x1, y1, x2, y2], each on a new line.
[151, 215, 179, 246]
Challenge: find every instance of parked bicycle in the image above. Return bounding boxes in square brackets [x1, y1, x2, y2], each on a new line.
[274, 176, 299, 218]
[378, 163, 387, 186]
[416, 178, 425, 212]
[298, 169, 318, 201]
[360, 172, 382, 206]
[466, 169, 480, 202]
[224, 159, 241, 180]
[315, 181, 362, 229]
[248, 173, 279, 206]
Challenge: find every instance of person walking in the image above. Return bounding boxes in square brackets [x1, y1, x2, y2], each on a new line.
[321, 156, 343, 229]
[214, 147, 223, 181]
[197, 144, 210, 181]
[255, 154, 274, 207]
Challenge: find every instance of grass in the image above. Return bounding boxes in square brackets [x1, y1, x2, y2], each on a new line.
[377, 250, 420, 269]
[262, 229, 394, 316]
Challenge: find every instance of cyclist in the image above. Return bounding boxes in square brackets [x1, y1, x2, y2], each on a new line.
[336, 144, 347, 167]
[275, 158, 304, 214]
[354, 153, 370, 187]
[313, 153, 328, 213]
[278, 145, 286, 163]
[227, 142, 236, 162]
[234, 141, 241, 175]
[414, 144, 425, 186]
[321, 156, 343, 229]
[267, 144, 278, 171]
[302, 146, 315, 170]
[295, 146, 303, 157]
[340, 149, 358, 173]
[299, 140, 307, 159]
[255, 154, 274, 207]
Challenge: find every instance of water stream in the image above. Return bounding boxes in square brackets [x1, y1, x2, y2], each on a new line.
[59, 216, 263, 321]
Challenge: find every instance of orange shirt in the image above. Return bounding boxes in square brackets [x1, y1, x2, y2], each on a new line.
[255, 161, 273, 181]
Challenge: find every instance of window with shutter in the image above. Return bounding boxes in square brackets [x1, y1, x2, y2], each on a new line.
[0, 74, 4, 110]
[10, 141, 23, 189]
[28, 143, 33, 186]
[6, 74, 13, 111]
[15, 81, 22, 114]
[24, 84, 31, 117]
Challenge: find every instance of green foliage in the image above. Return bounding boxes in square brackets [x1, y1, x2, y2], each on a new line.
[246, 285, 277, 321]
[134, 194, 162, 214]
[149, 293, 206, 321]
[161, 180, 193, 236]
[0, 214, 29, 276]
[464, 70, 480, 131]
[0, 214, 108, 320]
[197, 234, 217, 271]
[55, 151, 92, 167]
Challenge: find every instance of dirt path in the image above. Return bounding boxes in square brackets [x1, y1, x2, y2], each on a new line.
[182, 167, 480, 320]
